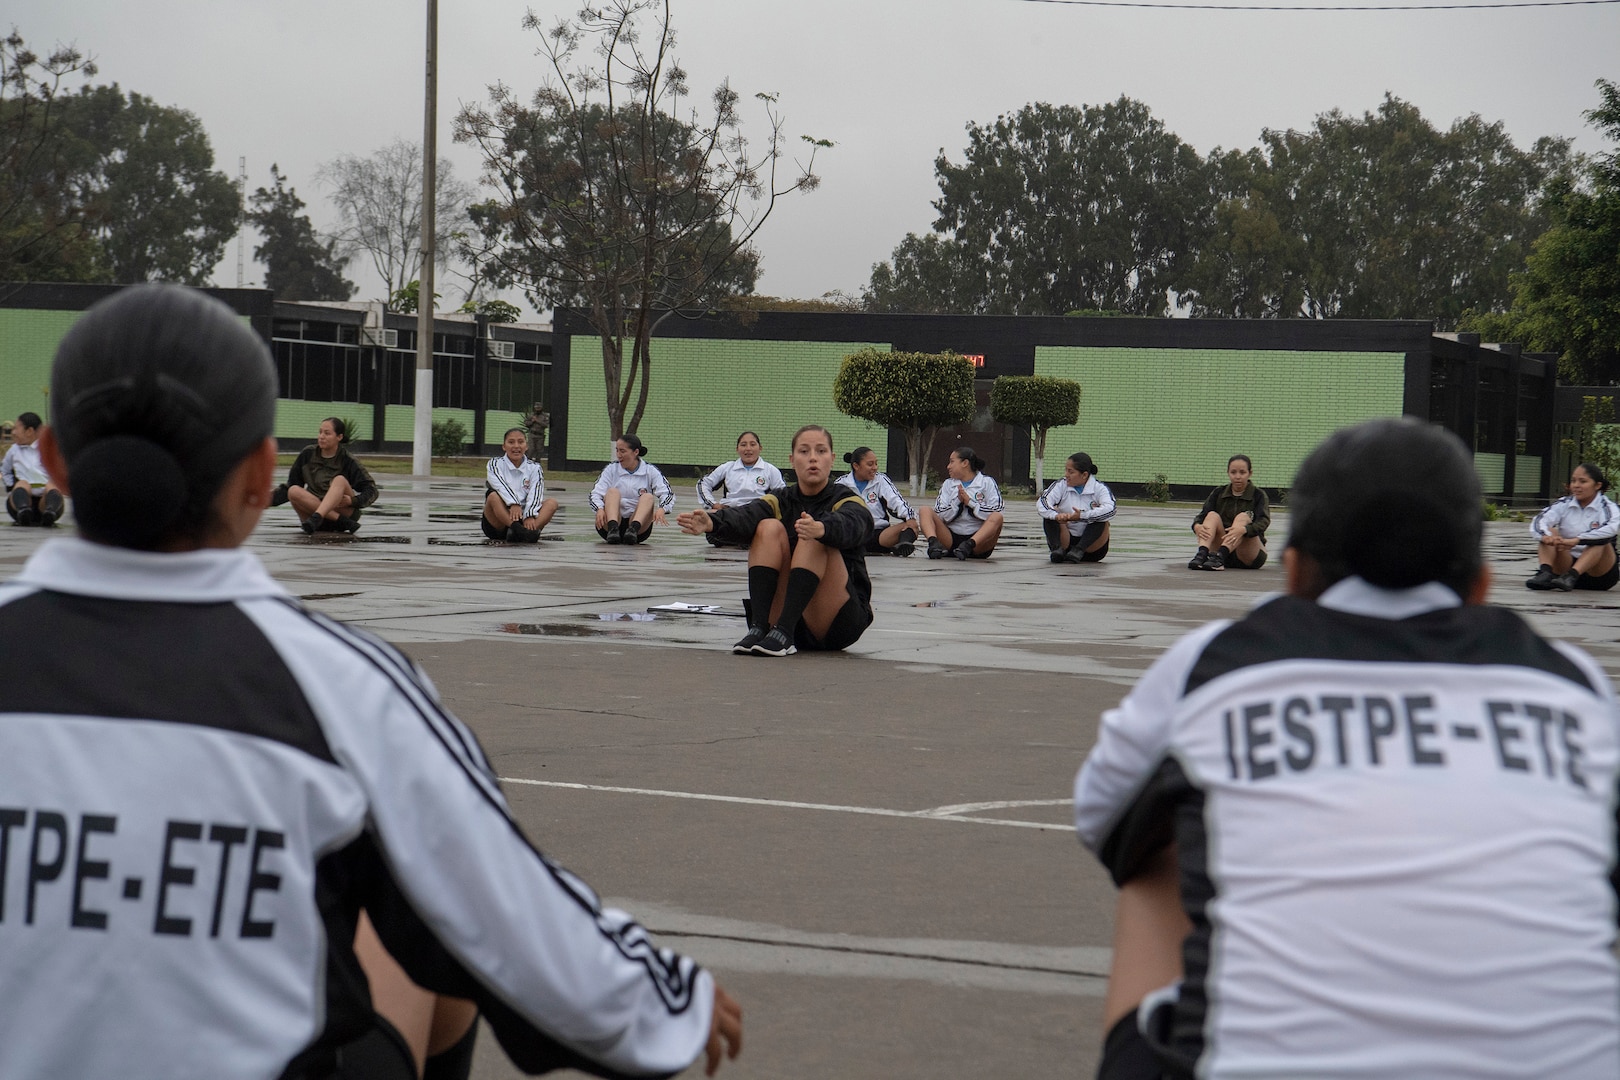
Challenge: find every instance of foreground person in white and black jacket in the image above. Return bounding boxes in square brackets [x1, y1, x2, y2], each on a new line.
[1076, 418, 1620, 1080]
[0, 285, 741, 1080]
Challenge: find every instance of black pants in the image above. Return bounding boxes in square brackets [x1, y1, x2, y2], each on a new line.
[1044, 518, 1108, 561]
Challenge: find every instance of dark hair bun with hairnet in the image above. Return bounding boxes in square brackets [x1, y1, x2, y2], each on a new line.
[1288, 418, 1481, 595]
[51, 284, 278, 550]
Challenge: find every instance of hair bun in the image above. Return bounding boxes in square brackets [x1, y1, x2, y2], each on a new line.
[843, 451, 854, 463]
[70, 436, 187, 550]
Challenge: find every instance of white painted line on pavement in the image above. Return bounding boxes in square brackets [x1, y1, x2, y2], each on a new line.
[612, 899, 1112, 996]
[499, 778, 1074, 832]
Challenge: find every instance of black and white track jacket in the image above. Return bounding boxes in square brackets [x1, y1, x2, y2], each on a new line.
[1074, 578, 1620, 1078]
[0, 539, 710, 1080]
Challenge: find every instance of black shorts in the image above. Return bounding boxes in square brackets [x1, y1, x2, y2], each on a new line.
[864, 534, 893, 556]
[1072, 520, 1110, 562]
[1096, 1006, 1192, 1080]
[480, 513, 507, 540]
[949, 532, 993, 559]
[1226, 546, 1268, 570]
[1576, 560, 1620, 591]
[793, 593, 872, 652]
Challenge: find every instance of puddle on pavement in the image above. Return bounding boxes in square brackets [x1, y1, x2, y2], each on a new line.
[501, 623, 602, 637]
[299, 592, 362, 601]
[498, 612, 659, 636]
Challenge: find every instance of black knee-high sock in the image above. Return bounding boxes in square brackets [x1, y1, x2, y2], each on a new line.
[773, 567, 821, 636]
[747, 565, 779, 630]
[424, 1020, 478, 1080]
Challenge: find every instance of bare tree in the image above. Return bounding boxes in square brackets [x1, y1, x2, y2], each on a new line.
[454, 0, 829, 439]
[318, 138, 473, 303]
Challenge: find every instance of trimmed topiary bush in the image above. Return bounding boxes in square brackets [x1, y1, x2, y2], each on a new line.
[990, 375, 1081, 491]
[833, 349, 975, 495]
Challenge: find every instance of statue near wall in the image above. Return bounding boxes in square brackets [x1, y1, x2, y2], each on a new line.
[523, 403, 549, 462]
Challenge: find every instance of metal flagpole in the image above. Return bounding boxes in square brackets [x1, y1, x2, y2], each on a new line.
[412, 0, 438, 476]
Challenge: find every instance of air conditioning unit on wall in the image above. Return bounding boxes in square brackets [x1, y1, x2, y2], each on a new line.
[361, 327, 398, 348]
[486, 339, 515, 360]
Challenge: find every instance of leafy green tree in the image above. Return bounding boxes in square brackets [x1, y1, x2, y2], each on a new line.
[1562, 396, 1620, 478]
[456, 0, 827, 439]
[990, 375, 1081, 491]
[0, 30, 103, 283]
[1172, 147, 1303, 318]
[387, 279, 439, 314]
[247, 165, 353, 301]
[54, 84, 240, 283]
[865, 98, 1209, 316]
[1500, 80, 1620, 383]
[864, 233, 982, 314]
[832, 349, 975, 495]
[1457, 81, 1620, 382]
[458, 297, 522, 323]
[1183, 96, 1571, 325]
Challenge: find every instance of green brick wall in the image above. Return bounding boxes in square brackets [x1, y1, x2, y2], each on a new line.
[273, 401, 525, 448]
[1474, 453, 1543, 496]
[1033, 346, 1407, 488]
[567, 337, 891, 467]
[0, 309, 85, 419]
[381, 405, 506, 447]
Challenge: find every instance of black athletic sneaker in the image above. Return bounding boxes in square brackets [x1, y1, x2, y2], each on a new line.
[1552, 570, 1579, 592]
[603, 520, 622, 544]
[332, 514, 361, 534]
[1062, 548, 1087, 564]
[894, 539, 915, 558]
[39, 490, 64, 527]
[1205, 550, 1226, 571]
[9, 487, 36, 525]
[952, 538, 976, 561]
[732, 626, 769, 654]
[1050, 548, 1067, 564]
[926, 536, 946, 560]
[300, 517, 318, 535]
[621, 522, 641, 546]
[1188, 550, 1208, 570]
[749, 627, 796, 657]
[1525, 566, 1558, 591]
[509, 524, 539, 544]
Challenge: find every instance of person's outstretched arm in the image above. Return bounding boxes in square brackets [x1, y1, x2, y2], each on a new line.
[256, 603, 729, 1077]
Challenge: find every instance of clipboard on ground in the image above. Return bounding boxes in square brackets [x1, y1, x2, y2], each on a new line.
[647, 602, 746, 618]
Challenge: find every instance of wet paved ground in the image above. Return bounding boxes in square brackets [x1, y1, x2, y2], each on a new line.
[5, 477, 1617, 1079]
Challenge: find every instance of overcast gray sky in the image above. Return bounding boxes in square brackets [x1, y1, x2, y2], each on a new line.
[12, 0, 1619, 318]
